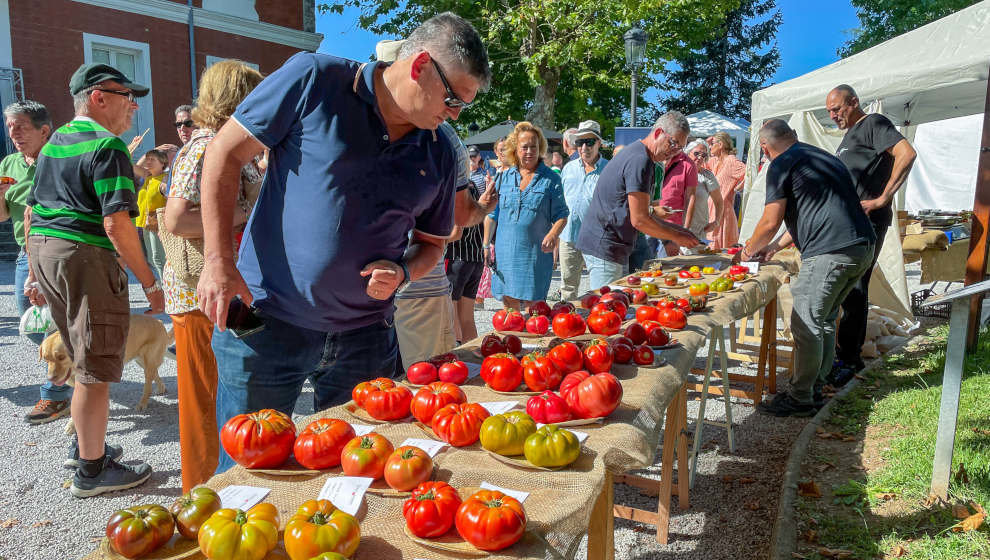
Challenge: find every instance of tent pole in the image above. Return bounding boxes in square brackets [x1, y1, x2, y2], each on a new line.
[964, 64, 990, 350]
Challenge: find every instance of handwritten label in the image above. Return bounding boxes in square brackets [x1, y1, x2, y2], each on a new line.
[479, 401, 519, 416]
[217, 486, 270, 510]
[399, 438, 448, 457]
[741, 261, 760, 274]
[350, 424, 375, 436]
[480, 482, 530, 503]
[317, 476, 373, 516]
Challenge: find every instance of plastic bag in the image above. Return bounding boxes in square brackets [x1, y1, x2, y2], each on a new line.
[19, 304, 55, 336]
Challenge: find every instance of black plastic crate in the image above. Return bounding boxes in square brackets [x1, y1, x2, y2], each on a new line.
[911, 286, 952, 319]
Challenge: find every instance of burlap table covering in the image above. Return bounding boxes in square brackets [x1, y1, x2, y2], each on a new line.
[87, 255, 789, 560]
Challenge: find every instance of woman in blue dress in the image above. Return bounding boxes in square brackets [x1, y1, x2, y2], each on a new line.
[485, 121, 569, 310]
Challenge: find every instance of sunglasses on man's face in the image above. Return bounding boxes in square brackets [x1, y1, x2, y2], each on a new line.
[430, 58, 472, 109]
[575, 138, 597, 148]
[175, 119, 195, 129]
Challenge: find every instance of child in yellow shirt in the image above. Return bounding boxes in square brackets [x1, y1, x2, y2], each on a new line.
[136, 149, 168, 277]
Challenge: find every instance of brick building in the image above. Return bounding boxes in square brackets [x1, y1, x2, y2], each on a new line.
[0, 0, 323, 257]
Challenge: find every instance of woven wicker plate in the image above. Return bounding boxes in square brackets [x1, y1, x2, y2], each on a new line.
[99, 534, 199, 560]
[485, 450, 566, 471]
[343, 401, 414, 425]
[402, 524, 491, 556]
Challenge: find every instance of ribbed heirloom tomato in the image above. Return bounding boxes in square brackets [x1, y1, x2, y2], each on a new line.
[582, 338, 613, 374]
[657, 307, 688, 330]
[521, 351, 562, 391]
[106, 504, 175, 559]
[403, 481, 462, 538]
[559, 370, 623, 419]
[432, 403, 490, 447]
[551, 311, 586, 338]
[547, 341, 583, 374]
[479, 411, 537, 456]
[635, 305, 659, 324]
[525, 391, 572, 423]
[283, 499, 360, 560]
[410, 382, 467, 425]
[351, 377, 395, 407]
[198, 503, 280, 560]
[340, 433, 394, 479]
[587, 310, 621, 336]
[383, 446, 434, 491]
[170, 487, 222, 540]
[523, 424, 581, 468]
[220, 408, 296, 469]
[455, 490, 527, 551]
[363, 382, 413, 421]
[525, 313, 550, 335]
[293, 418, 356, 470]
[481, 353, 523, 392]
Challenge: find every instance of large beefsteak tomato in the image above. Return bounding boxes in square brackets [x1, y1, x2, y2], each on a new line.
[547, 341, 583, 374]
[559, 371, 623, 419]
[351, 377, 395, 407]
[582, 338, 613, 374]
[587, 310, 622, 336]
[455, 490, 527, 551]
[523, 424, 581, 468]
[383, 446, 434, 491]
[283, 499, 360, 560]
[293, 418, 356, 470]
[340, 433, 394, 479]
[198, 503, 279, 560]
[220, 408, 296, 469]
[657, 307, 688, 330]
[410, 382, 467, 425]
[479, 411, 537, 456]
[431, 403, 490, 447]
[551, 311, 586, 338]
[480, 353, 523, 392]
[362, 383, 413, 421]
[106, 504, 175, 559]
[521, 351, 562, 392]
[403, 481, 462, 538]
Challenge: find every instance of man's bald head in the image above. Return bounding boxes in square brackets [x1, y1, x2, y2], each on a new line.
[759, 119, 797, 160]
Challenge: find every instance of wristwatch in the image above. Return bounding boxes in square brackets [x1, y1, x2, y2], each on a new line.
[397, 260, 411, 290]
[142, 280, 162, 296]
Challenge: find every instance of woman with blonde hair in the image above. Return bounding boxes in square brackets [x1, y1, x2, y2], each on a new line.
[484, 121, 568, 309]
[706, 131, 746, 248]
[161, 59, 264, 491]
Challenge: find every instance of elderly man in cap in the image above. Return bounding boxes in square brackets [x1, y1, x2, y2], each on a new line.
[25, 63, 164, 497]
[558, 120, 608, 299]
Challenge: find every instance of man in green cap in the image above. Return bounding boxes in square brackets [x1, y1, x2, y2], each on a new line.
[24, 63, 163, 497]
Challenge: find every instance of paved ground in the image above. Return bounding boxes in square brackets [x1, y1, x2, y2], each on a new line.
[0, 259, 929, 559]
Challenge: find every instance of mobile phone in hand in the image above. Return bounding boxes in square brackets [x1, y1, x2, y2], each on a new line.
[226, 297, 265, 339]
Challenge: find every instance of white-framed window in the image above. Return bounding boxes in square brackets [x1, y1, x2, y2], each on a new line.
[205, 56, 259, 72]
[82, 33, 155, 157]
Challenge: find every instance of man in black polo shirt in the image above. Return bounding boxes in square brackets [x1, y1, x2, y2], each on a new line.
[827, 84, 916, 380]
[738, 119, 875, 417]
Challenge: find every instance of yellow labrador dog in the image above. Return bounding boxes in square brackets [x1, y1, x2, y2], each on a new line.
[39, 315, 172, 426]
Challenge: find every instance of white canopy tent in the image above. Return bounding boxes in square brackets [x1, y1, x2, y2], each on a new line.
[740, 0, 990, 319]
[686, 110, 749, 153]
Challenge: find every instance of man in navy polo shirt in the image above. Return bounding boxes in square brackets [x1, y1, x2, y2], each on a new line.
[195, 12, 491, 472]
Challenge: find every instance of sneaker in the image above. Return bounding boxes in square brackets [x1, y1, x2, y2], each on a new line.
[24, 399, 70, 424]
[64, 441, 124, 469]
[757, 392, 817, 418]
[70, 457, 152, 498]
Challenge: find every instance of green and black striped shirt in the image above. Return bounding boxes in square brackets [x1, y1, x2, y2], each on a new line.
[28, 119, 138, 250]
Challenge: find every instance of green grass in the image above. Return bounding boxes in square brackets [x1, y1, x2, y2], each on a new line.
[797, 325, 990, 559]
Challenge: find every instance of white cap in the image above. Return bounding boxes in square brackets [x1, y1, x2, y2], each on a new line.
[574, 119, 603, 141]
[375, 39, 405, 63]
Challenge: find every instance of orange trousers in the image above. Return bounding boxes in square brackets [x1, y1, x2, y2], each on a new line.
[171, 310, 219, 492]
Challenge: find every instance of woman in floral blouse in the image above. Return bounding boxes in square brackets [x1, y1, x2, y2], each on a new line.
[161, 60, 263, 491]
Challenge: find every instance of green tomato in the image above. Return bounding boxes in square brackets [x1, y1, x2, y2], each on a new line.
[523, 424, 581, 468]
[478, 411, 537, 456]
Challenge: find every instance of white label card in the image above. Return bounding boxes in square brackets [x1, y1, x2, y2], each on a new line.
[217, 485, 270, 511]
[741, 261, 760, 274]
[399, 438, 448, 457]
[480, 482, 530, 503]
[479, 401, 519, 415]
[350, 424, 376, 436]
[465, 362, 482, 379]
[317, 476, 373, 516]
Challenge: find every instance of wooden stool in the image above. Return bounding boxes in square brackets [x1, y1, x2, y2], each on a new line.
[687, 324, 736, 488]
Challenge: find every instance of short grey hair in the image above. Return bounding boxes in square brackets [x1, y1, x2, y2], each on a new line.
[653, 111, 690, 137]
[72, 86, 97, 113]
[759, 118, 796, 147]
[683, 139, 708, 156]
[174, 104, 194, 117]
[562, 128, 578, 146]
[398, 12, 491, 91]
[3, 100, 51, 130]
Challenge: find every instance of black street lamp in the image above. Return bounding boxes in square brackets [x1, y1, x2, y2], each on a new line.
[624, 27, 648, 127]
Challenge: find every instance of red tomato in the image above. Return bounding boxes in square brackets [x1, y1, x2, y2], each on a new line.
[500, 310, 526, 332]
[521, 351, 563, 391]
[525, 391, 572, 423]
[552, 312, 586, 338]
[635, 306, 659, 324]
[455, 490, 527, 551]
[633, 345, 655, 365]
[220, 409, 296, 469]
[587, 310, 622, 336]
[623, 323, 647, 345]
[481, 353, 523, 392]
[657, 307, 688, 330]
[730, 264, 748, 275]
[547, 341, 583, 374]
[688, 283, 710, 296]
[610, 335, 634, 347]
[580, 293, 601, 309]
[592, 299, 628, 319]
[600, 291, 630, 308]
[352, 377, 396, 407]
[582, 338, 613, 374]
[384, 446, 434, 491]
[526, 301, 551, 317]
[626, 275, 641, 285]
[106, 505, 175, 559]
[479, 333, 507, 357]
[656, 298, 676, 310]
[293, 418, 356, 470]
[340, 433, 394, 479]
[612, 342, 634, 364]
[406, 361, 438, 385]
[363, 383, 413, 421]
[678, 270, 692, 279]
[438, 360, 470, 385]
[559, 371, 623, 419]
[646, 325, 670, 346]
[501, 334, 523, 355]
[403, 481, 462, 538]
[675, 298, 692, 314]
[550, 301, 575, 318]
[598, 285, 611, 294]
[492, 309, 507, 331]
[631, 289, 648, 304]
[410, 382, 467, 425]
[432, 403, 490, 447]
[427, 352, 457, 368]
[525, 314, 549, 335]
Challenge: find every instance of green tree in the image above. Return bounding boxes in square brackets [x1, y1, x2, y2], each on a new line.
[840, 0, 982, 57]
[318, 0, 738, 134]
[661, 0, 780, 121]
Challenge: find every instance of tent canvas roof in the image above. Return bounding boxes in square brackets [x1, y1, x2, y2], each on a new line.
[687, 110, 749, 135]
[462, 120, 563, 148]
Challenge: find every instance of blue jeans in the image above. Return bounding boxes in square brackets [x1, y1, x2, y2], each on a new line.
[212, 312, 398, 473]
[585, 253, 627, 289]
[14, 251, 71, 402]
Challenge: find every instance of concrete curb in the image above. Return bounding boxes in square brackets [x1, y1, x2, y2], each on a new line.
[769, 335, 922, 560]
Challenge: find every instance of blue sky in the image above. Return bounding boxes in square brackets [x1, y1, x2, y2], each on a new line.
[314, 1, 862, 105]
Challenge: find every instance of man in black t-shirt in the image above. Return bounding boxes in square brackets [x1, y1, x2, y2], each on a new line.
[826, 84, 917, 378]
[738, 120, 875, 417]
